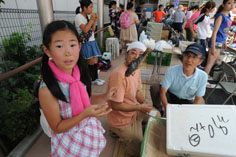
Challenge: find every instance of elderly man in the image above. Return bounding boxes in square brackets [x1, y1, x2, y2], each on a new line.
[107, 41, 160, 156]
[150, 43, 208, 114]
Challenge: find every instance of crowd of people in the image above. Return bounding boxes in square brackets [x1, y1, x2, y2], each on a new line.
[37, 0, 236, 156]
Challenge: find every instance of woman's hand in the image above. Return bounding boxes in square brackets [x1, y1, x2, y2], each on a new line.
[83, 103, 112, 118]
[139, 104, 152, 113]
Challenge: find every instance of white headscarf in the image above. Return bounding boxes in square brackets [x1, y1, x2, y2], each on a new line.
[127, 41, 147, 52]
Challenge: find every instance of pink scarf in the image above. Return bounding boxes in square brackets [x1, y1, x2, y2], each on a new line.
[48, 60, 91, 117]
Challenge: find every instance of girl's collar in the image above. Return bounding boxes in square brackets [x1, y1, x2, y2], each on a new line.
[221, 11, 230, 16]
[81, 12, 88, 18]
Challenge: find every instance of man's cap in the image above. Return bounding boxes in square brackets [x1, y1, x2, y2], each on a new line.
[184, 42, 205, 57]
[127, 41, 147, 52]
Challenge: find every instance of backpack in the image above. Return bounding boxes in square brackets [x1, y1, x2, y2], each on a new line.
[120, 11, 134, 29]
[98, 57, 112, 72]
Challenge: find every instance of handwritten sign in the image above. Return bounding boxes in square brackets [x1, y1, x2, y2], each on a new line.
[167, 105, 236, 157]
[189, 115, 229, 147]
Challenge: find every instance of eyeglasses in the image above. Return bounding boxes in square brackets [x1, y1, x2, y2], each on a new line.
[183, 53, 202, 61]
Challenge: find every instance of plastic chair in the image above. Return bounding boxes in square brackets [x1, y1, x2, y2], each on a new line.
[106, 37, 119, 59]
[206, 61, 236, 105]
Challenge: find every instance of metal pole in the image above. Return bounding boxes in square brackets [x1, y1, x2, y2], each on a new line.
[124, 0, 128, 10]
[97, 0, 104, 49]
[36, 0, 54, 33]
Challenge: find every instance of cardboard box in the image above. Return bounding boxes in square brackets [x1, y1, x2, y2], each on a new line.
[147, 22, 163, 41]
[141, 117, 173, 157]
[167, 105, 236, 157]
[161, 30, 169, 40]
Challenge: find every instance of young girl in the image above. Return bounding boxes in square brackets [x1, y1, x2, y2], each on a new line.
[192, 1, 216, 57]
[75, 0, 105, 86]
[39, 20, 111, 156]
[205, 0, 234, 74]
[109, 1, 121, 37]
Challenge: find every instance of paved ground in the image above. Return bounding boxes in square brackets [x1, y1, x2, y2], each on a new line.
[24, 52, 181, 157]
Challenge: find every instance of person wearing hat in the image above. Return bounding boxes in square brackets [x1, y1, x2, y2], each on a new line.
[107, 41, 160, 156]
[172, 5, 186, 33]
[150, 43, 208, 115]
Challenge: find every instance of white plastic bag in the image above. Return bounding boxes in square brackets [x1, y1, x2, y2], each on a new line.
[154, 40, 172, 51]
[142, 38, 155, 50]
[139, 31, 148, 41]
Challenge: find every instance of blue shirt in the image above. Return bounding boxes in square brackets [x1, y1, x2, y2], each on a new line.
[215, 13, 232, 43]
[161, 65, 208, 100]
[172, 10, 186, 23]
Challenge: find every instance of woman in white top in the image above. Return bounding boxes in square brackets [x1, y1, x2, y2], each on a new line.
[186, 5, 199, 20]
[192, 1, 216, 64]
[75, 0, 105, 86]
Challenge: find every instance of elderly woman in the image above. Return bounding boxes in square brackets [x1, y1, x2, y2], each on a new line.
[107, 41, 160, 156]
[172, 5, 186, 33]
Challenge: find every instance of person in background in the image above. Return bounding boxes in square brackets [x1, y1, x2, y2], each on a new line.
[172, 5, 186, 33]
[184, 5, 201, 41]
[152, 4, 166, 23]
[109, 1, 122, 37]
[39, 20, 111, 156]
[191, 1, 216, 67]
[204, 0, 234, 75]
[120, 2, 139, 52]
[135, 1, 146, 23]
[186, 6, 196, 20]
[164, 5, 170, 15]
[150, 43, 207, 115]
[107, 41, 160, 156]
[137, 19, 149, 37]
[75, 0, 105, 86]
[168, 5, 175, 19]
[130, 0, 135, 6]
[135, 1, 146, 36]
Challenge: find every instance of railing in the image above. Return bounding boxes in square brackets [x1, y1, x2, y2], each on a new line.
[0, 57, 42, 82]
[0, 8, 76, 49]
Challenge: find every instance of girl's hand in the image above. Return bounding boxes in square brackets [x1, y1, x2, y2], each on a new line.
[222, 43, 227, 50]
[105, 87, 118, 100]
[94, 13, 98, 21]
[139, 104, 152, 113]
[90, 13, 96, 21]
[83, 103, 112, 117]
[118, 7, 122, 12]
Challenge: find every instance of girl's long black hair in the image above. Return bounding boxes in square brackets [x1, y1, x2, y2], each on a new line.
[41, 20, 91, 102]
[200, 1, 216, 14]
[214, 0, 230, 17]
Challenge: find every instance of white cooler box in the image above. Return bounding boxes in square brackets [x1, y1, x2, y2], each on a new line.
[167, 104, 236, 157]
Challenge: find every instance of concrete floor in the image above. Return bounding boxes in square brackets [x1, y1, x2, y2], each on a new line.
[24, 52, 181, 157]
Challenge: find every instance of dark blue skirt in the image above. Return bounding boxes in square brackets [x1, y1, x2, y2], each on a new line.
[81, 40, 102, 59]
